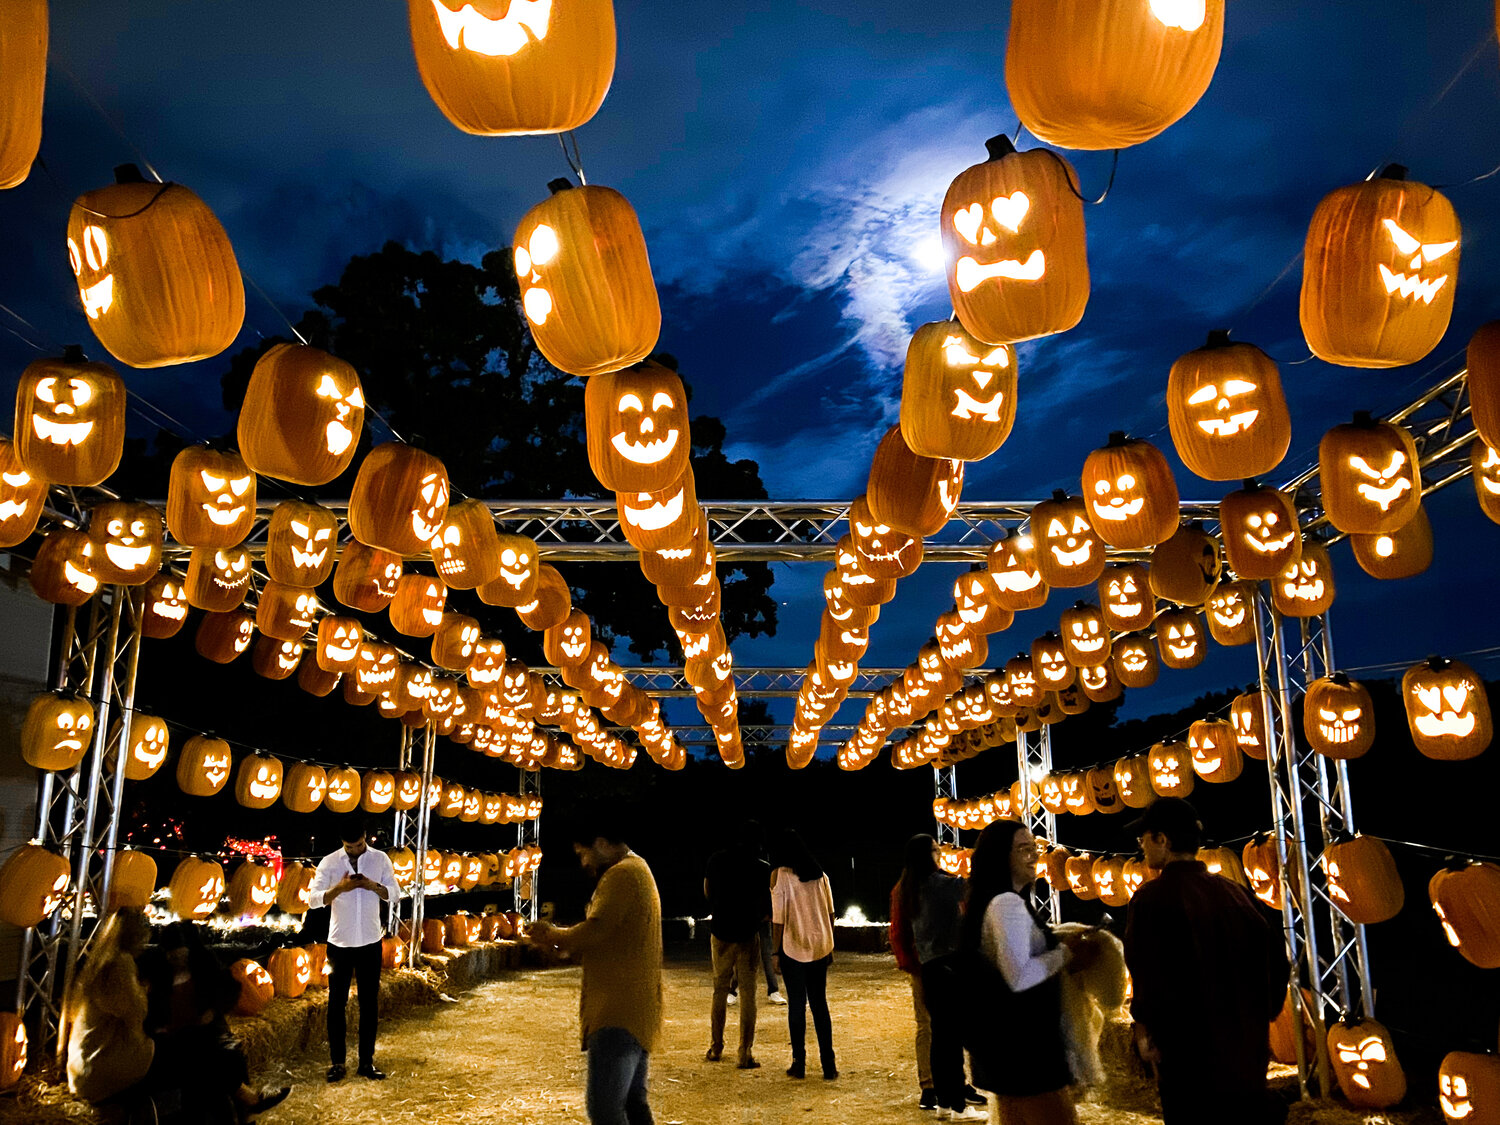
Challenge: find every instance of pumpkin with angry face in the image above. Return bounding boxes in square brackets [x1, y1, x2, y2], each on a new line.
[1272, 542, 1335, 618]
[1230, 688, 1271, 760]
[167, 446, 255, 548]
[1031, 491, 1105, 587]
[349, 442, 451, 557]
[866, 424, 964, 538]
[1319, 412, 1421, 535]
[1082, 432, 1180, 549]
[1471, 439, 1500, 525]
[850, 495, 924, 580]
[238, 343, 364, 485]
[1087, 766, 1123, 814]
[1167, 332, 1290, 481]
[1326, 1019, 1405, 1109]
[1402, 657, 1492, 761]
[1304, 674, 1374, 759]
[15, 349, 125, 486]
[899, 320, 1018, 461]
[266, 500, 339, 587]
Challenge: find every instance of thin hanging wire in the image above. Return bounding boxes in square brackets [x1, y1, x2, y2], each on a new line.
[50, 53, 165, 184]
[0, 302, 61, 353]
[242, 274, 310, 346]
[1433, 156, 1500, 190]
[1367, 26, 1499, 179]
[1057, 148, 1120, 206]
[559, 131, 587, 185]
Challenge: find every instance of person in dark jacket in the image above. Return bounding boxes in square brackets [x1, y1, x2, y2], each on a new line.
[703, 821, 772, 1067]
[889, 841, 935, 1108]
[1123, 798, 1290, 1125]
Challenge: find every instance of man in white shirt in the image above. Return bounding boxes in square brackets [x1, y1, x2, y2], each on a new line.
[307, 821, 401, 1083]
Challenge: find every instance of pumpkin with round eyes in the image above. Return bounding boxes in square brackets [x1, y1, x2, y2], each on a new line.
[282, 762, 327, 813]
[15, 350, 126, 486]
[167, 446, 256, 548]
[121, 713, 171, 780]
[1031, 491, 1106, 587]
[1304, 674, 1374, 759]
[0, 435, 48, 548]
[1082, 432, 1180, 549]
[195, 609, 256, 664]
[429, 498, 503, 590]
[29, 529, 99, 606]
[474, 532, 539, 606]
[1155, 608, 1204, 670]
[1319, 413, 1422, 535]
[1078, 661, 1123, 703]
[849, 495, 924, 580]
[67, 165, 245, 369]
[406, 0, 615, 136]
[87, 501, 163, 586]
[1003, 654, 1043, 708]
[900, 319, 1018, 461]
[1167, 332, 1291, 481]
[1113, 633, 1160, 688]
[1220, 480, 1301, 580]
[1301, 165, 1460, 369]
[1148, 522, 1220, 607]
[1059, 601, 1111, 667]
[1272, 541, 1336, 618]
[1230, 688, 1271, 761]
[1006, 0, 1223, 151]
[1098, 562, 1155, 632]
[350, 442, 451, 556]
[1323, 835, 1404, 925]
[585, 360, 690, 492]
[238, 343, 365, 485]
[513, 179, 659, 377]
[1402, 657, 1492, 761]
[941, 135, 1089, 345]
[388, 574, 447, 637]
[234, 753, 283, 809]
[1188, 717, 1241, 782]
[1148, 740, 1194, 796]
[251, 636, 303, 680]
[1351, 503, 1433, 580]
[1325, 1019, 1406, 1109]
[262, 499, 338, 588]
[866, 424, 964, 538]
[21, 693, 94, 772]
[256, 581, 320, 643]
[184, 545, 252, 613]
[1030, 632, 1075, 690]
[333, 540, 404, 613]
[1470, 439, 1500, 525]
[167, 856, 224, 920]
[1205, 580, 1256, 646]
[431, 612, 482, 671]
[987, 530, 1049, 611]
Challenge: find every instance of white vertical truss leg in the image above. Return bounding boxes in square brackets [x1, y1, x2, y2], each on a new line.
[389, 725, 413, 937]
[406, 723, 437, 964]
[932, 765, 958, 847]
[1016, 726, 1060, 924]
[515, 767, 541, 922]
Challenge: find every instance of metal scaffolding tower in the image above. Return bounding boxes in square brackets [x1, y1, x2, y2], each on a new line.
[1015, 726, 1061, 924]
[405, 724, 438, 965]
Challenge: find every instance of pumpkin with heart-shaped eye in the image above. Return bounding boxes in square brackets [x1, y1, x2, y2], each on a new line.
[585, 359, 690, 492]
[987, 529, 1049, 611]
[1301, 165, 1460, 369]
[1167, 332, 1290, 481]
[428, 498, 503, 590]
[1187, 717, 1241, 783]
[21, 693, 94, 772]
[1351, 503, 1433, 580]
[238, 342, 364, 486]
[1304, 674, 1375, 759]
[1059, 601, 1111, 667]
[87, 501, 163, 587]
[1323, 835, 1404, 925]
[1204, 580, 1256, 647]
[0, 0, 46, 190]
[1098, 562, 1155, 632]
[1078, 662, 1123, 703]
[184, 545, 252, 613]
[0, 435, 48, 548]
[941, 135, 1089, 345]
[167, 856, 224, 920]
[1319, 412, 1422, 535]
[15, 349, 126, 487]
[1325, 1019, 1405, 1110]
[226, 859, 280, 921]
[195, 609, 256, 664]
[29, 529, 101, 606]
[1148, 522, 1221, 607]
[899, 320, 1018, 461]
[1147, 740, 1195, 797]
[265, 499, 339, 587]
[1402, 657, 1492, 761]
[849, 494, 924, 580]
[1031, 491, 1105, 588]
[1272, 541, 1336, 618]
[251, 636, 303, 681]
[1112, 633, 1159, 689]
[1471, 439, 1500, 524]
[349, 441, 450, 557]
[1230, 688, 1271, 761]
[512, 179, 659, 377]
[1155, 608, 1205, 670]
[332, 540, 403, 613]
[1082, 432, 1180, 549]
[866, 424, 964, 538]
[67, 165, 245, 369]
[167, 446, 255, 549]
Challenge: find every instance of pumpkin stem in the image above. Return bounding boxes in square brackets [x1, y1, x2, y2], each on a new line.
[1051, 489, 1069, 503]
[984, 134, 1017, 162]
[1205, 329, 1232, 349]
[546, 177, 574, 195]
[61, 344, 85, 364]
[1328, 671, 1351, 686]
[1106, 431, 1129, 447]
[1377, 163, 1408, 182]
[648, 352, 680, 372]
[1240, 478, 1259, 491]
[113, 163, 148, 184]
[1426, 655, 1448, 670]
[1351, 409, 1374, 426]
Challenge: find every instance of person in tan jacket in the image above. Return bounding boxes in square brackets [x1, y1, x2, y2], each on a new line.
[529, 821, 663, 1125]
[64, 908, 155, 1104]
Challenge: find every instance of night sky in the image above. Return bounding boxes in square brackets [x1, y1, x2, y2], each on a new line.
[3, 1, 1500, 730]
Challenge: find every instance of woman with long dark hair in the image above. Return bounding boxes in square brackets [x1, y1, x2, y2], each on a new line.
[769, 830, 837, 1080]
[962, 820, 1084, 1125]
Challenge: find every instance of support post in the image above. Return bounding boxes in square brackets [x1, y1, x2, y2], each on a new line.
[407, 723, 436, 963]
[1015, 726, 1060, 924]
[932, 765, 958, 847]
[515, 767, 542, 922]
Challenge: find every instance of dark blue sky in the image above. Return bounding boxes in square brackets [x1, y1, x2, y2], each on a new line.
[2, 1, 1499, 727]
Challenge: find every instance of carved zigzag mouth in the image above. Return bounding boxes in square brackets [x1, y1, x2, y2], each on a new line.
[612, 430, 679, 465]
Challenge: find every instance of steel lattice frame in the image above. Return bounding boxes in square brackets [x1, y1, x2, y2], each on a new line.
[514, 768, 542, 922]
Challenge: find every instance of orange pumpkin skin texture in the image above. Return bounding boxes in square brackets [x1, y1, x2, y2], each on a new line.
[1005, 0, 1224, 151]
[988, 531, 1050, 611]
[899, 320, 1018, 462]
[195, 610, 255, 665]
[167, 446, 256, 548]
[1187, 718, 1241, 783]
[1430, 863, 1500, 969]
[1221, 481, 1301, 580]
[1300, 167, 1460, 369]
[238, 343, 364, 486]
[1230, 689, 1271, 761]
[866, 424, 964, 538]
[0, 0, 46, 189]
[1351, 503, 1432, 580]
[1204, 580, 1256, 647]
[1167, 333, 1290, 481]
[584, 361, 690, 492]
[1323, 835, 1403, 925]
[1098, 562, 1154, 632]
[1304, 674, 1375, 759]
[333, 541, 403, 612]
[1327, 1020, 1404, 1109]
[176, 735, 232, 797]
[0, 844, 70, 928]
[1148, 523, 1221, 607]
[265, 500, 339, 587]
[1467, 322, 1500, 449]
[1154, 608, 1205, 670]
[941, 136, 1089, 345]
[1032, 491, 1105, 588]
[185, 545, 252, 613]
[1439, 1051, 1500, 1123]
[87, 501, 163, 587]
[15, 351, 125, 486]
[407, 0, 615, 136]
[230, 959, 275, 1017]
[1272, 541, 1335, 618]
[21, 693, 94, 771]
[1059, 601, 1111, 667]
[1081, 433, 1179, 549]
[1112, 634, 1159, 689]
[1473, 440, 1500, 525]
[348, 442, 450, 557]
[67, 166, 245, 369]
[29, 529, 100, 606]
[513, 182, 659, 377]
[168, 856, 224, 919]
[1402, 657, 1493, 761]
[0, 436, 47, 548]
[1318, 414, 1421, 536]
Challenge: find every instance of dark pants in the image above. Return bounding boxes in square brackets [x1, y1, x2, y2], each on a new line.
[328, 939, 382, 1066]
[780, 954, 834, 1069]
[758, 921, 779, 993]
[1159, 1064, 1285, 1125]
[586, 1027, 653, 1125]
[920, 953, 967, 1111]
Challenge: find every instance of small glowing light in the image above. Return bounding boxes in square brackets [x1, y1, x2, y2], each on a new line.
[914, 235, 947, 275]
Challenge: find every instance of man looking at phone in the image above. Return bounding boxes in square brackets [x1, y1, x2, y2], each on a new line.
[308, 821, 402, 1083]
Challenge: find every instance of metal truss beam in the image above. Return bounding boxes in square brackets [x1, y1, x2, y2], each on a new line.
[405, 724, 437, 965]
[1018, 727, 1061, 925]
[933, 767, 959, 848]
[514, 768, 541, 923]
[573, 666, 913, 698]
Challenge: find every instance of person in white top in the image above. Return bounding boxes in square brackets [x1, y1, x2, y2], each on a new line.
[307, 821, 401, 1083]
[769, 830, 837, 1081]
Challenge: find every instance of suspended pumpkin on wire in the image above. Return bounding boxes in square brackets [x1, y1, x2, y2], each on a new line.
[866, 424, 964, 537]
[238, 343, 364, 486]
[0, 436, 47, 548]
[1081, 432, 1179, 549]
[14, 348, 125, 487]
[87, 501, 163, 587]
[1469, 321, 1500, 450]
[1350, 504, 1433, 580]
[0, 0, 46, 190]
[899, 320, 1018, 461]
[1472, 439, 1500, 525]
[1220, 480, 1300, 580]
[1166, 332, 1290, 481]
[1318, 412, 1421, 536]
[167, 446, 256, 549]
[1030, 491, 1105, 588]
[348, 442, 450, 557]
[1401, 657, 1492, 761]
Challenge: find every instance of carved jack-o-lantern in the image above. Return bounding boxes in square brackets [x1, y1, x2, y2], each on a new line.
[15, 350, 126, 486]
[1086, 766, 1122, 815]
[1079, 662, 1124, 703]
[866, 424, 964, 538]
[349, 442, 450, 557]
[480, 533, 540, 606]
[238, 343, 364, 485]
[900, 320, 1018, 461]
[1350, 503, 1432, 580]
[1304, 674, 1374, 759]
[333, 540, 403, 613]
[1032, 491, 1105, 588]
[1220, 481, 1301, 580]
[406, 0, 615, 136]
[516, 563, 572, 630]
[941, 135, 1088, 345]
[256, 581, 319, 643]
[952, 568, 1006, 635]
[1188, 718, 1241, 782]
[988, 530, 1049, 611]
[616, 468, 698, 553]
[1272, 542, 1335, 618]
[324, 766, 361, 813]
[0, 844, 70, 929]
[1030, 632, 1075, 690]
[1319, 413, 1422, 535]
[1059, 772, 1095, 816]
[167, 446, 255, 549]
[67, 165, 245, 369]
[194, 610, 255, 664]
[513, 180, 660, 377]
[1098, 562, 1154, 632]
[432, 612, 482, 671]
[356, 642, 401, 695]
[315, 615, 363, 674]
[1324, 835, 1404, 925]
[226, 860, 280, 920]
[21, 693, 94, 771]
[0, 436, 47, 548]
[1004, 654, 1042, 708]
[0, 0, 46, 190]
[1301, 166, 1460, 369]
[266, 500, 339, 587]
[122, 713, 170, 780]
[393, 771, 423, 812]
[1148, 740, 1194, 796]
[1430, 862, 1500, 969]
[389, 574, 447, 637]
[185, 545, 252, 613]
[1327, 1020, 1405, 1110]
[585, 360, 690, 492]
[1440, 1052, 1500, 1124]
[362, 770, 396, 814]
[429, 499, 502, 590]
[251, 636, 303, 680]
[282, 762, 327, 813]
[1059, 601, 1111, 667]
[1155, 608, 1204, 670]
[176, 734, 232, 796]
[466, 637, 507, 689]
[267, 947, 311, 999]
[141, 573, 190, 639]
[235, 753, 283, 808]
[231, 959, 274, 1017]
[1113, 633, 1160, 689]
[1082, 432, 1180, 549]
[834, 535, 896, 608]
[1114, 754, 1154, 809]
[167, 857, 224, 919]
[1402, 657, 1492, 761]
[850, 495, 924, 580]
[1230, 689, 1271, 761]
[1148, 523, 1220, 607]
[87, 502, 163, 587]
[1205, 580, 1255, 646]
[1471, 439, 1500, 525]
[30, 529, 100, 607]
[1167, 333, 1291, 481]
[542, 609, 589, 665]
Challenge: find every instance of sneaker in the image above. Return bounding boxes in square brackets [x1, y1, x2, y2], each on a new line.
[947, 1108, 988, 1122]
[726, 992, 738, 1006]
[920, 1089, 939, 1111]
[963, 1086, 986, 1107]
[768, 991, 787, 1005]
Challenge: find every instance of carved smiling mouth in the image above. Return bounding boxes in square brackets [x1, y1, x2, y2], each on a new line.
[997, 571, 1041, 592]
[64, 560, 98, 594]
[951, 388, 1005, 421]
[1167, 643, 1196, 659]
[1072, 636, 1105, 653]
[1215, 608, 1246, 627]
[1196, 411, 1259, 437]
[1195, 756, 1221, 773]
[1440, 1095, 1472, 1119]
[1356, 478, 1412, 511]
[500, 567, 529, 589]
[411, 512, 444, 542]
[79, 275, 114, 319]
[213, 572, 248, 591]
[1111, 600, 1142, 616]
[1319, 723, 1356, 744]
[1121, 655, 1148, 671]
[292, 546, 328, 569]
[32, 416, 94, 446]
[612, 430, 679, 465]
[154, 603, 186, 622]
[432, 0, 552, 56]
[105, 543, 152, 570]
[1051, 542, 1091, 566]
[0, 500, 30, 521]
[204, 504, 246, 526]
[623, 489, 684, 531]
[1091, 497, 1143, 522]
[1286, 580, 1324, 601]
[958, 605, 988, 625]
[1414, 711, 1476, 738]
[1248, 531, 1294, 553]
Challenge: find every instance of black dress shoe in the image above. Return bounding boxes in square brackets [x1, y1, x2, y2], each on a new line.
[326, 1064, 346, 1083]
[786, 1060, 805, 1079]
[356, 1063, 387, 1080]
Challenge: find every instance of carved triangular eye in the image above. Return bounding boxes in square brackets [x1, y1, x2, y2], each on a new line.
[1383, 220, 1420, 257]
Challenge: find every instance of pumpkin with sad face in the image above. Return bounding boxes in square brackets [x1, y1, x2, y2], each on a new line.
[22, 693, 94, 772]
